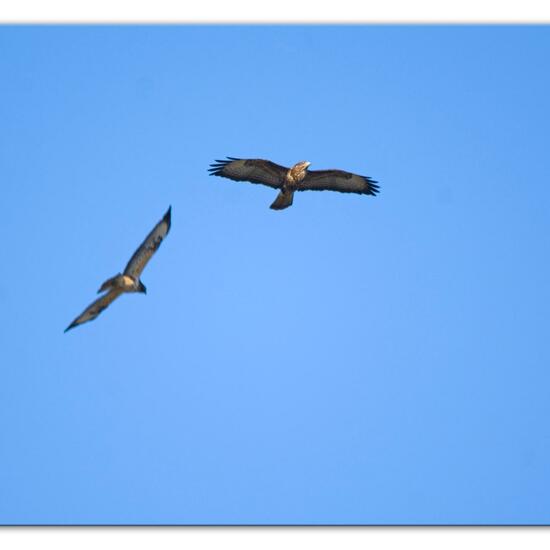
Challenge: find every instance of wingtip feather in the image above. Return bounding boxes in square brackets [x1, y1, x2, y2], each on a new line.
[208, 157, 242, 175]
[362, 176, 380, 195]
[163, 205, 172, 232]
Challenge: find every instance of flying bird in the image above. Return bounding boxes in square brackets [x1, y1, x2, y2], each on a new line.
[208, 157, 380, 210]
[65, 206, 172, 332]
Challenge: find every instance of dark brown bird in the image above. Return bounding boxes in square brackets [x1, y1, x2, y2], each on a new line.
[208, 157, 379, 210]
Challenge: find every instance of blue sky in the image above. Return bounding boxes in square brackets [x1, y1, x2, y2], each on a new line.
[1, 25, 549, 524]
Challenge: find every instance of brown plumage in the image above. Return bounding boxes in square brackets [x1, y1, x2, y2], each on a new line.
[208, 157, 380, 210]
[65, 206, 171, 332]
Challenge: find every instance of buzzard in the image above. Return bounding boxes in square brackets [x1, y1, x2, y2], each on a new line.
[65, 206, 172, 332]
[208, 157, 380, 210]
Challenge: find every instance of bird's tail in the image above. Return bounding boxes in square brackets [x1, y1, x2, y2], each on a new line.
[270, 190, 294, 210]
[98, 274, 120, 294]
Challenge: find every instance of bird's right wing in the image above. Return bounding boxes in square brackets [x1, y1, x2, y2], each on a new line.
[208, 157, 288, 189]
[65, 288, 123, 332]
[123, 206, 172, 280]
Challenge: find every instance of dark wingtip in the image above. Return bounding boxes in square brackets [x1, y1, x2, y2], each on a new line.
[363, 176, 380, 196]
[163, 205, 172, 232]
[208, 157, 241, 176]
[64, 322, 76, 333]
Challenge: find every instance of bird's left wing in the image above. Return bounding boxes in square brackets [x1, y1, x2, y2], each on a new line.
[65, 288, 124, 332]
[300, 170, 380, 195]
[208, 157, 288, 189]
[124, 206, 172, 280]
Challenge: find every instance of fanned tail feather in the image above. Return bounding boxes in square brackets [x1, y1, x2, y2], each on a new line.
[270, 190, 294, 210]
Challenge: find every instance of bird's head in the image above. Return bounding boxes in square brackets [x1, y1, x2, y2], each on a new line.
[291, 161, 311, 180]
[138, 281, 147, 294]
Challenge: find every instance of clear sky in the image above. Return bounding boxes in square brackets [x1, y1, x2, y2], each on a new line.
[1, 25, 549, 525]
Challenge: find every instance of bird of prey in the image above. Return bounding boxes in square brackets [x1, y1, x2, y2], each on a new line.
[65, 206, 172, 332]
[208, 157, 380, 210]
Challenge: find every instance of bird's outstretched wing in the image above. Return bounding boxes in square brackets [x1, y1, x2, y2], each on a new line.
[65, 288, 124, 332]
[124, 206, 172, 280]
[300, 170, 380, 195]
[208, 157, 288, 189]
